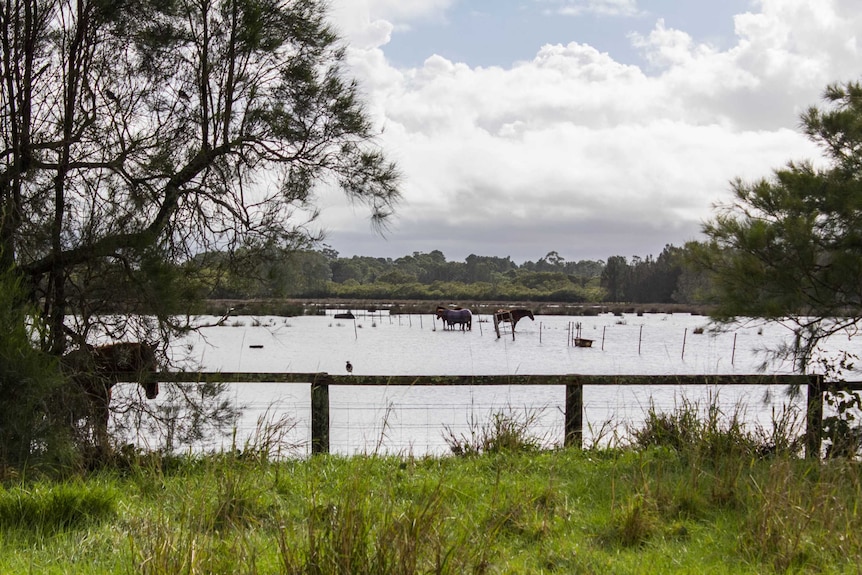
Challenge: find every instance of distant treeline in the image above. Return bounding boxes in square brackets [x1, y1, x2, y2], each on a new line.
[194, 244, 711, 305]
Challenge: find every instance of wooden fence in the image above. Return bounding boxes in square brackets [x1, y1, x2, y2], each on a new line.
[147, 372, 854, 458]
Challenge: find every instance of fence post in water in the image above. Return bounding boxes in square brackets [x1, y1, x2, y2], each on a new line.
[805, 375, 823, 459]
[311, 376, 330, 454]
[731, 333, 737, 365]
[681, 328, 687, 360]
[564, 382, 583, 448]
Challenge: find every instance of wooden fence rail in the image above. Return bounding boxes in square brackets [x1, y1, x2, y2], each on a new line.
[145, 372, 855, 458]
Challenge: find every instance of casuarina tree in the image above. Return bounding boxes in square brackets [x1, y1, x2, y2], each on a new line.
[0, 0, 399, 459]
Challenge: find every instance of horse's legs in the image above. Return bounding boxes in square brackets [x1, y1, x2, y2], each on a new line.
[92, 384, 112, 456]
[80, 379, 112, 459]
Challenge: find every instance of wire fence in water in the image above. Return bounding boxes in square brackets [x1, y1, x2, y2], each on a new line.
[115, 375, 815, 456]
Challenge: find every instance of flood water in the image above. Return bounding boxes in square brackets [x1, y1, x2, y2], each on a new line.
[116, 311, 862, 455]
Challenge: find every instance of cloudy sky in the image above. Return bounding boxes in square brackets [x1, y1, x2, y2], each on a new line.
[316, 0, 861, 264]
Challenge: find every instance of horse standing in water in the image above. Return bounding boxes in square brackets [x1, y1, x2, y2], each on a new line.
[435, 306, 473, 331]
[62, 342, 160, 450]
[494, 308, 535, 331]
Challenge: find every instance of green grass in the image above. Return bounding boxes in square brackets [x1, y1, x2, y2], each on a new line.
[0, 447, 860, 574]
[0, 402, 858, 574]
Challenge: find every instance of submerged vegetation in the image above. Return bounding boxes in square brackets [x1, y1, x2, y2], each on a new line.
[2, 403, 861, 574]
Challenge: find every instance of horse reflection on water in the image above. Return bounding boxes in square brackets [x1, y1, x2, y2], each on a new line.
[435, 306, 473, 331]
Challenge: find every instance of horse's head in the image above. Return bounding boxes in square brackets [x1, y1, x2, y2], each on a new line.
[142, 380, 159, 399]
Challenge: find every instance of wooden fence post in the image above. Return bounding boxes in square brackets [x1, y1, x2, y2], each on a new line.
[805, 375, 823, 459]
[565, 382, 583, 448]
[311, 375, 330, 454]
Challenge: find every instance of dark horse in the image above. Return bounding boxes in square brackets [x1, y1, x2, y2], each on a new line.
[62, 342, 160, 448]
[436, 306, 473, 331]
[494, 308, 535, 331]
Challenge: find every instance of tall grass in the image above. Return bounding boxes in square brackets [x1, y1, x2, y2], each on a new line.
[0, 480, 117, 537]
[741, 459, 862, 572]
[610, 394, 862, 571]
[442, 406, 550, 455]
[277, 477, 473, 574]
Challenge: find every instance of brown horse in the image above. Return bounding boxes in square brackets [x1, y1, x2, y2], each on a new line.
[494, 308, 535, 331]
[62, 342, 160, 447]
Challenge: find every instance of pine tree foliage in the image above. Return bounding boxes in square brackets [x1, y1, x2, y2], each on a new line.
[694, 81, 862, 371]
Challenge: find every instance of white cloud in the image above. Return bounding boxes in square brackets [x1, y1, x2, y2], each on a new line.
[627, 0, 862, 129]
[319, 0, 859, 263]
[328, 0, 455, 48]
[537, 0, 642, 18]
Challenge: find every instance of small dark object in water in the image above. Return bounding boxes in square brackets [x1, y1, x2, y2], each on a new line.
[346, 361, 353, 374]
[334, 311, 355, 319]
[249, 344, 264, 349]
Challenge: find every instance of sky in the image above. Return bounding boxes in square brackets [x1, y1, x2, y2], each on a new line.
[315, 0, 862, 265]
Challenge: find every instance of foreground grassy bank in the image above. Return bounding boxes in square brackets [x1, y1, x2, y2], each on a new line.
[1, 446, 860, 574]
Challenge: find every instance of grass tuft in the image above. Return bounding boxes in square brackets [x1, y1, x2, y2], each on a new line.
[443, 407, 548, 456]
[604, 493, 661, 547]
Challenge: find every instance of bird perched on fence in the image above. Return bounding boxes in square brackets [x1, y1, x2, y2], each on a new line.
[346, 361, 353, 374]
